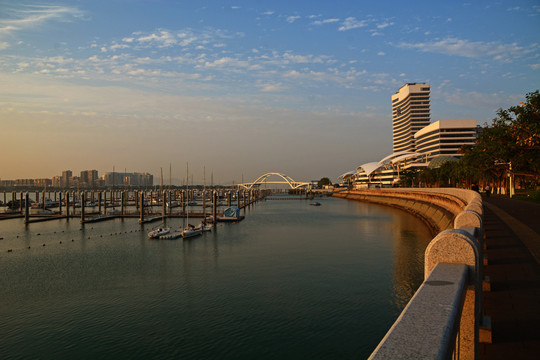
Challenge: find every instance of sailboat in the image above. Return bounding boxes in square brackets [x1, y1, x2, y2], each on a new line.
[198, 166, 212, 232]
[147, 225, 171, 239]
[182, 162, 202, 239]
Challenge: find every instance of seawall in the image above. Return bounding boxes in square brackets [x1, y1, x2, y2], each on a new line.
[334, 188, 486, 358]
[332, 188, 473, 236]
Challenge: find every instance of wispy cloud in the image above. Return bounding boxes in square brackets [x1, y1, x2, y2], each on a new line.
[338, 17, 368, 31]
[442, 89, 522, 110]
[258, 83, 286, 92]
[396, 37, 535, 61]
[376, 21, 394, 29]
[0, 4, 85, 38]
[136, 30, 177, 48]
[286, 15, 301, 23]
[311, 18, 340, 26]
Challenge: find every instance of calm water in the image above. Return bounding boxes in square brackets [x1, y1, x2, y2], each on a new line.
[0, 196, 432, 359]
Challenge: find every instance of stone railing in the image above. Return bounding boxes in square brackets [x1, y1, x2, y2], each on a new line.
[333, 188, 489, 359]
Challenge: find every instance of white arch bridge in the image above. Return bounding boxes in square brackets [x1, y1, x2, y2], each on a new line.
[236, 172, 312, 190]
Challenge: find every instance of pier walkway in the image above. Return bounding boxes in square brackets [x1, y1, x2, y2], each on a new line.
[481, 197, 540, 359]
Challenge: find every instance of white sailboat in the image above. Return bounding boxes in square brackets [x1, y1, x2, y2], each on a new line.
[147, 226, 171, 239]
[182, 162, 202, 239]
[199, 165, 212, 232]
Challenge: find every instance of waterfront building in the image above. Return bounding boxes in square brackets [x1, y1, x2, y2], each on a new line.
[52, 176, 61, 188]
[61, 170, 72, 188]
[414, 119, 478, 163]
[80, 170, 99, 188]
[339, 152, 428, 188]
[0, 180, 15, 188]
[339, 85, 479, 188]
[34, 178, 52, 188]
[392, 83, 431, 153]
[14, 179, 35, 187]
[102, 172, 153, 187]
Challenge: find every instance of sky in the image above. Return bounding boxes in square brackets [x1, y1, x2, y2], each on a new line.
[1, 0, 539, 185]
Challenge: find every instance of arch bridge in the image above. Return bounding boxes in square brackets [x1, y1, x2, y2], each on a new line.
[236, 172, 311, 190]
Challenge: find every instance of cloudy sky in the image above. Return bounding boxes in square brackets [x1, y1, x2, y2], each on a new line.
[1, 0, 539, 185]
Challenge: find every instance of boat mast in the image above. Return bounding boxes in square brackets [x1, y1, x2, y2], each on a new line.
[186, 162, 189, 225]
[203, 166, 206, 220]
[160, 167, 163, 191]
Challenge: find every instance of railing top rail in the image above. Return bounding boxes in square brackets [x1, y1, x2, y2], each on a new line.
[369, 263, 469, 360]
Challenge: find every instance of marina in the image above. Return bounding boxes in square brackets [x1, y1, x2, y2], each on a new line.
[0, 195, 432, 359]
[0, 189, 265, 226]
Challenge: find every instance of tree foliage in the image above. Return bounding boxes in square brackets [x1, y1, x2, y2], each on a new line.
[318, 177, 332, 188]
[470, 90, 540, 179]
[414, 90, 540, 188]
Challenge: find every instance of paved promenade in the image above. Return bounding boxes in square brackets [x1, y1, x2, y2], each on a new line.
[480, 197, 540, 359]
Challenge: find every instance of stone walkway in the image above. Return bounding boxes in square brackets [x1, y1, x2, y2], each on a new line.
[480, 197, 540, 359]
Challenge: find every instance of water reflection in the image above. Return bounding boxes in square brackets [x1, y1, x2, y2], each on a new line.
[346, 201, 433, 310]
[0, 197, 432, 359]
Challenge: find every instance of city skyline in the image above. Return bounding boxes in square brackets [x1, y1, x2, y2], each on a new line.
[1, 0, 539, 184]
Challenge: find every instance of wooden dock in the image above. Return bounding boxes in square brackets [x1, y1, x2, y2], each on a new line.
[1, 188, 268, 227]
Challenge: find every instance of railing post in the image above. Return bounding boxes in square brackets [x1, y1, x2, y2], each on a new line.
[425, 228, 480, 359]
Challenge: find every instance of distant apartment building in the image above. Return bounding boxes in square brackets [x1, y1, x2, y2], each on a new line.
[34, 178, 52, 188]
[414, 120, 478, 163]
[392, 83, 431, 153]
[102, 172, 153, 187]
[61, 170, 73, 188]
[0, 180, 15, 188]
[80, 170, 99, 188]
[52, 176, 62, 188]
[14, 179, 35, 186]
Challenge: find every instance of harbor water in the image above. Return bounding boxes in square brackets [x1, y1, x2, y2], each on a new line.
[0, 196, 432, 359]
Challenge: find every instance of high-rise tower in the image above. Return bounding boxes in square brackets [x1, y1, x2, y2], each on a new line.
[391, 83, 430, 153]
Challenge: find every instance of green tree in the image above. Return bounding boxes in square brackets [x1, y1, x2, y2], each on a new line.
[460, 90, 540, 188]
[318, 177, 332, 188]
[399, 168, 419, 187]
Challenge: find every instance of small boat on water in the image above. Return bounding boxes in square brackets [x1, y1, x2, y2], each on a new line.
[148, 227, 171, 239]
[31, 198, 58, 209]
[197, 222, 212, 232]
[181, 162, 203, 239]
[216, 206, 245, 222]
[182, 224, 202, 238]
[160, 231, 183, 240]
[310, 202, 321, 206]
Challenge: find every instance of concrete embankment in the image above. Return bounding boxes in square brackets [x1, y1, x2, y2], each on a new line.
[335, 187, 486, 359]
[333, 188, 473, 236]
